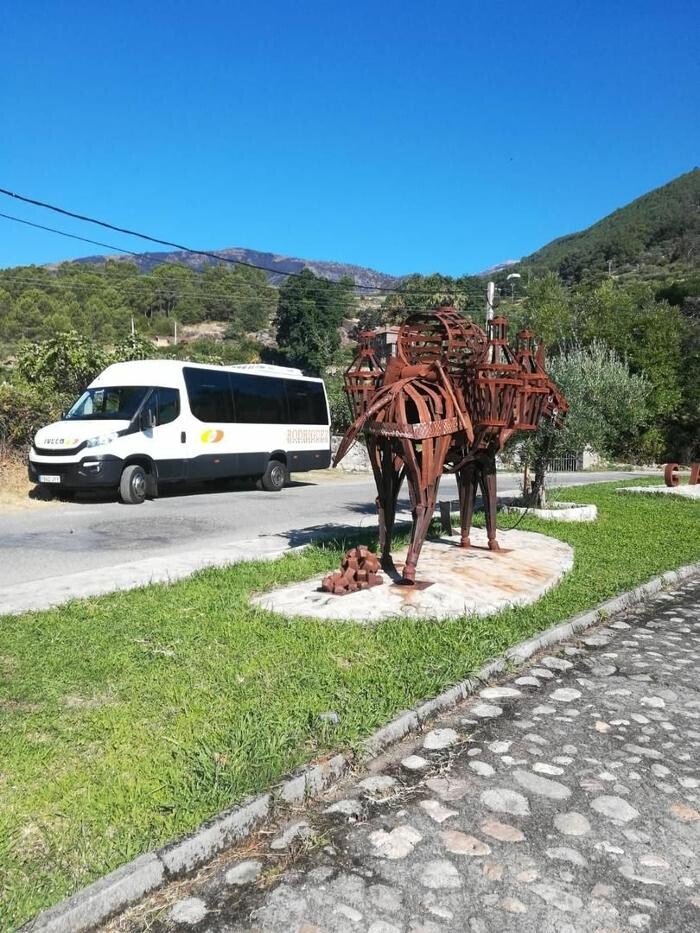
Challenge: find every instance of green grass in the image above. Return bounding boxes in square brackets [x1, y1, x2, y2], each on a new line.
[1, 479, 698, 928]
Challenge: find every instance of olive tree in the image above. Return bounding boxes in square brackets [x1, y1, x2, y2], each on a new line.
[515, 341, 651, 505]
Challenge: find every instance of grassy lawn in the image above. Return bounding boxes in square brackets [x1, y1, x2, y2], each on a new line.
[1, 479, 698, 928]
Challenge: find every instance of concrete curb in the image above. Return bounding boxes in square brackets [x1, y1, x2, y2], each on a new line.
[23, 560, 700, 932]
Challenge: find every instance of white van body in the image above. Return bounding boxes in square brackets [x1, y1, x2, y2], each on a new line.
[29, 360, 331, 502]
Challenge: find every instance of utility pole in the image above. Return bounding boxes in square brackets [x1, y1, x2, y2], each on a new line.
[174, 320, 178, 345]
[486, 281, 496, 322]
[130, 316, 135, 336]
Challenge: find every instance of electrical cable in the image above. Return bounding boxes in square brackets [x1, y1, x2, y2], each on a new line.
[0, 186, 407, 291]
[0, 211, 136, 256]
[0, 210, 485, 307]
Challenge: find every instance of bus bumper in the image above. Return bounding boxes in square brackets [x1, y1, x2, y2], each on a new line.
[28, 454, 124, 489]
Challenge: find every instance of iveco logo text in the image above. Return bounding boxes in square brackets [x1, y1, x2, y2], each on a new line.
[43, 437, 79, 446]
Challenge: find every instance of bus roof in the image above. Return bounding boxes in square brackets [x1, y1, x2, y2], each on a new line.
[90, 359, 319, 389]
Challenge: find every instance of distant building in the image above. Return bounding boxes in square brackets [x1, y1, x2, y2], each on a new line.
[370, 327, 400, 364]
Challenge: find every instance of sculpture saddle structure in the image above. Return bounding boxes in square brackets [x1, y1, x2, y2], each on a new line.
[331, 307, 568, 587]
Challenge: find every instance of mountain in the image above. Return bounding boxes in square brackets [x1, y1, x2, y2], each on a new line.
[517, 168, 700, 282]
[65, 246, 403, 291]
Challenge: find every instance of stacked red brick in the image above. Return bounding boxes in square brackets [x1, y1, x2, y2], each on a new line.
[320, 546, 383, 595]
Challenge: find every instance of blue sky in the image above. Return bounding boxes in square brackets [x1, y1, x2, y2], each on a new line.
[1, 1, 698, 275]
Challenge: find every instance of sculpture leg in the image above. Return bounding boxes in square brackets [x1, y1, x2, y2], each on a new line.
[457, 461, 477, 548]
[368, 437, 403, 573]
[402, 478, 441, 584]
[478, 455, 500, 551]
[401, 436, 448, 584]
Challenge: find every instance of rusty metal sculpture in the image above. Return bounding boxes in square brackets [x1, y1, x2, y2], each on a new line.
[333, 308, 567, 586]
[320, 546, 383, 594]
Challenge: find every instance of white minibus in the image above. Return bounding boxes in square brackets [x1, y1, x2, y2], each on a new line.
[28, 360, 331, 503]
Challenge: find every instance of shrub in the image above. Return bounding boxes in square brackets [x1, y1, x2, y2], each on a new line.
[0, 382, 62, 454]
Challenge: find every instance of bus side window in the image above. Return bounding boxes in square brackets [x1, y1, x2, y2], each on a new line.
[286, 381, 329, 424]
[230, 374, 286, 423]
[157, 388, 180, 425]
[184, 368, 235, 422]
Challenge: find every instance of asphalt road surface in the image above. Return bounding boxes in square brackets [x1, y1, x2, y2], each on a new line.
[0, 471, 641, 594]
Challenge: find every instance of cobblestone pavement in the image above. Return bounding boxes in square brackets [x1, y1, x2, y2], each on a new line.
[109, 578, 700, 933]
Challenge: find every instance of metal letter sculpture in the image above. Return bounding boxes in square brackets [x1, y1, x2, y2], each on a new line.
[332, 308, 568, 586]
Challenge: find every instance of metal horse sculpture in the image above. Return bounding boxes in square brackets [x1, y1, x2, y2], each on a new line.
[333, 308, 567, 585]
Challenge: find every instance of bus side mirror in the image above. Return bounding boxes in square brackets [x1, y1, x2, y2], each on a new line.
[141, 409, 156, 430]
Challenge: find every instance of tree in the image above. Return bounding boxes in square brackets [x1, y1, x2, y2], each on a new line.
[353, 302, 383, 336]
[16, 331, 109, 401]
[381, 273, 483, 323]
[574, 280, 684, 458]
[515, 341, 651, 505]
[275, 269, 355, 374]
[519, 273, 573, 349]
[198, 264, 276, 332]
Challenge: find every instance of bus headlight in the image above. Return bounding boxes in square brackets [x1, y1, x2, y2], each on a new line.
[85, 432, 119, 448]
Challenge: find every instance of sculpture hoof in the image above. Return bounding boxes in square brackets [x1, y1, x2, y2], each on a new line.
[460, 537, 471, 549]
[400, 565, 416, 585]
[488, 538, 501, 552]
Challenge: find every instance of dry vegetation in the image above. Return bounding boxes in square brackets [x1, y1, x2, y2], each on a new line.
[0, 454, 54, 510]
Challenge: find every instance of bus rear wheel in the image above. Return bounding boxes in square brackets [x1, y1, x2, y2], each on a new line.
[120, 464, 148, 504]
[257, 459, 287, 492]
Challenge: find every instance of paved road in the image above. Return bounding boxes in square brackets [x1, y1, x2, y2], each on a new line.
[0, 471, 642, 613]
[1, 471, 636, 586]
[108, 576, 700, 933]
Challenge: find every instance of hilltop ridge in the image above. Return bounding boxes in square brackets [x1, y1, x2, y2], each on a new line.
[58, 246, 403, 291]
[516, 168, 700, 282]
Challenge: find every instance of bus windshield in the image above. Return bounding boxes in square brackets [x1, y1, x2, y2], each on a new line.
[65, 386, 148, 421]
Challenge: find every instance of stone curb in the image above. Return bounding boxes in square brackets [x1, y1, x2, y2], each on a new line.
[23, 559, 700, 932]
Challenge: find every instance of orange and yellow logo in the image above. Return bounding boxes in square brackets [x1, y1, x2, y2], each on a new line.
[200, 429, 224, 443]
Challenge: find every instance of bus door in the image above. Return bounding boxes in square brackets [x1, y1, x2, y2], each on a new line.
[139, 387, 188, 481]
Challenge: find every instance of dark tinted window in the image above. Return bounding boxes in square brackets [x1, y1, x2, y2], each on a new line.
[156, 388, 180, 425]
[231, 373, 287, 424]
[286, 380, 329, 424]
[184, 367, 234, 422]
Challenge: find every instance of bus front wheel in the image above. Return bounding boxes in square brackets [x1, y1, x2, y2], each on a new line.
[257, 459, 287, 492]
[120, 464, 148, 504]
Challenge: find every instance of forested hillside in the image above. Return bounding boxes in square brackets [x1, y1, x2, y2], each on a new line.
[0, 260, 278, 351]
[518, 168, 700, 283]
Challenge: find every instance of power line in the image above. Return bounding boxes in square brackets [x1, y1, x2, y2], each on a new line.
[0, 211, 137, 256]
[0, 270, 481, 303]
[0, 202, 487, 302]
[0, 268, 474, 317]
[0, 205, 486, 310]
[0, 186, 401, 292]
[0, 274, 280, 305]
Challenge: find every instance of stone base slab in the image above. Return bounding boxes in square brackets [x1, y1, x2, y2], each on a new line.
[618, 485, 700, 499]
[251, 528, 574, 623]
[503, 501, 598, 522]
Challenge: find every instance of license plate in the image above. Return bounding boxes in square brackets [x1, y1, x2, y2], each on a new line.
[38, 474, 61, 484]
